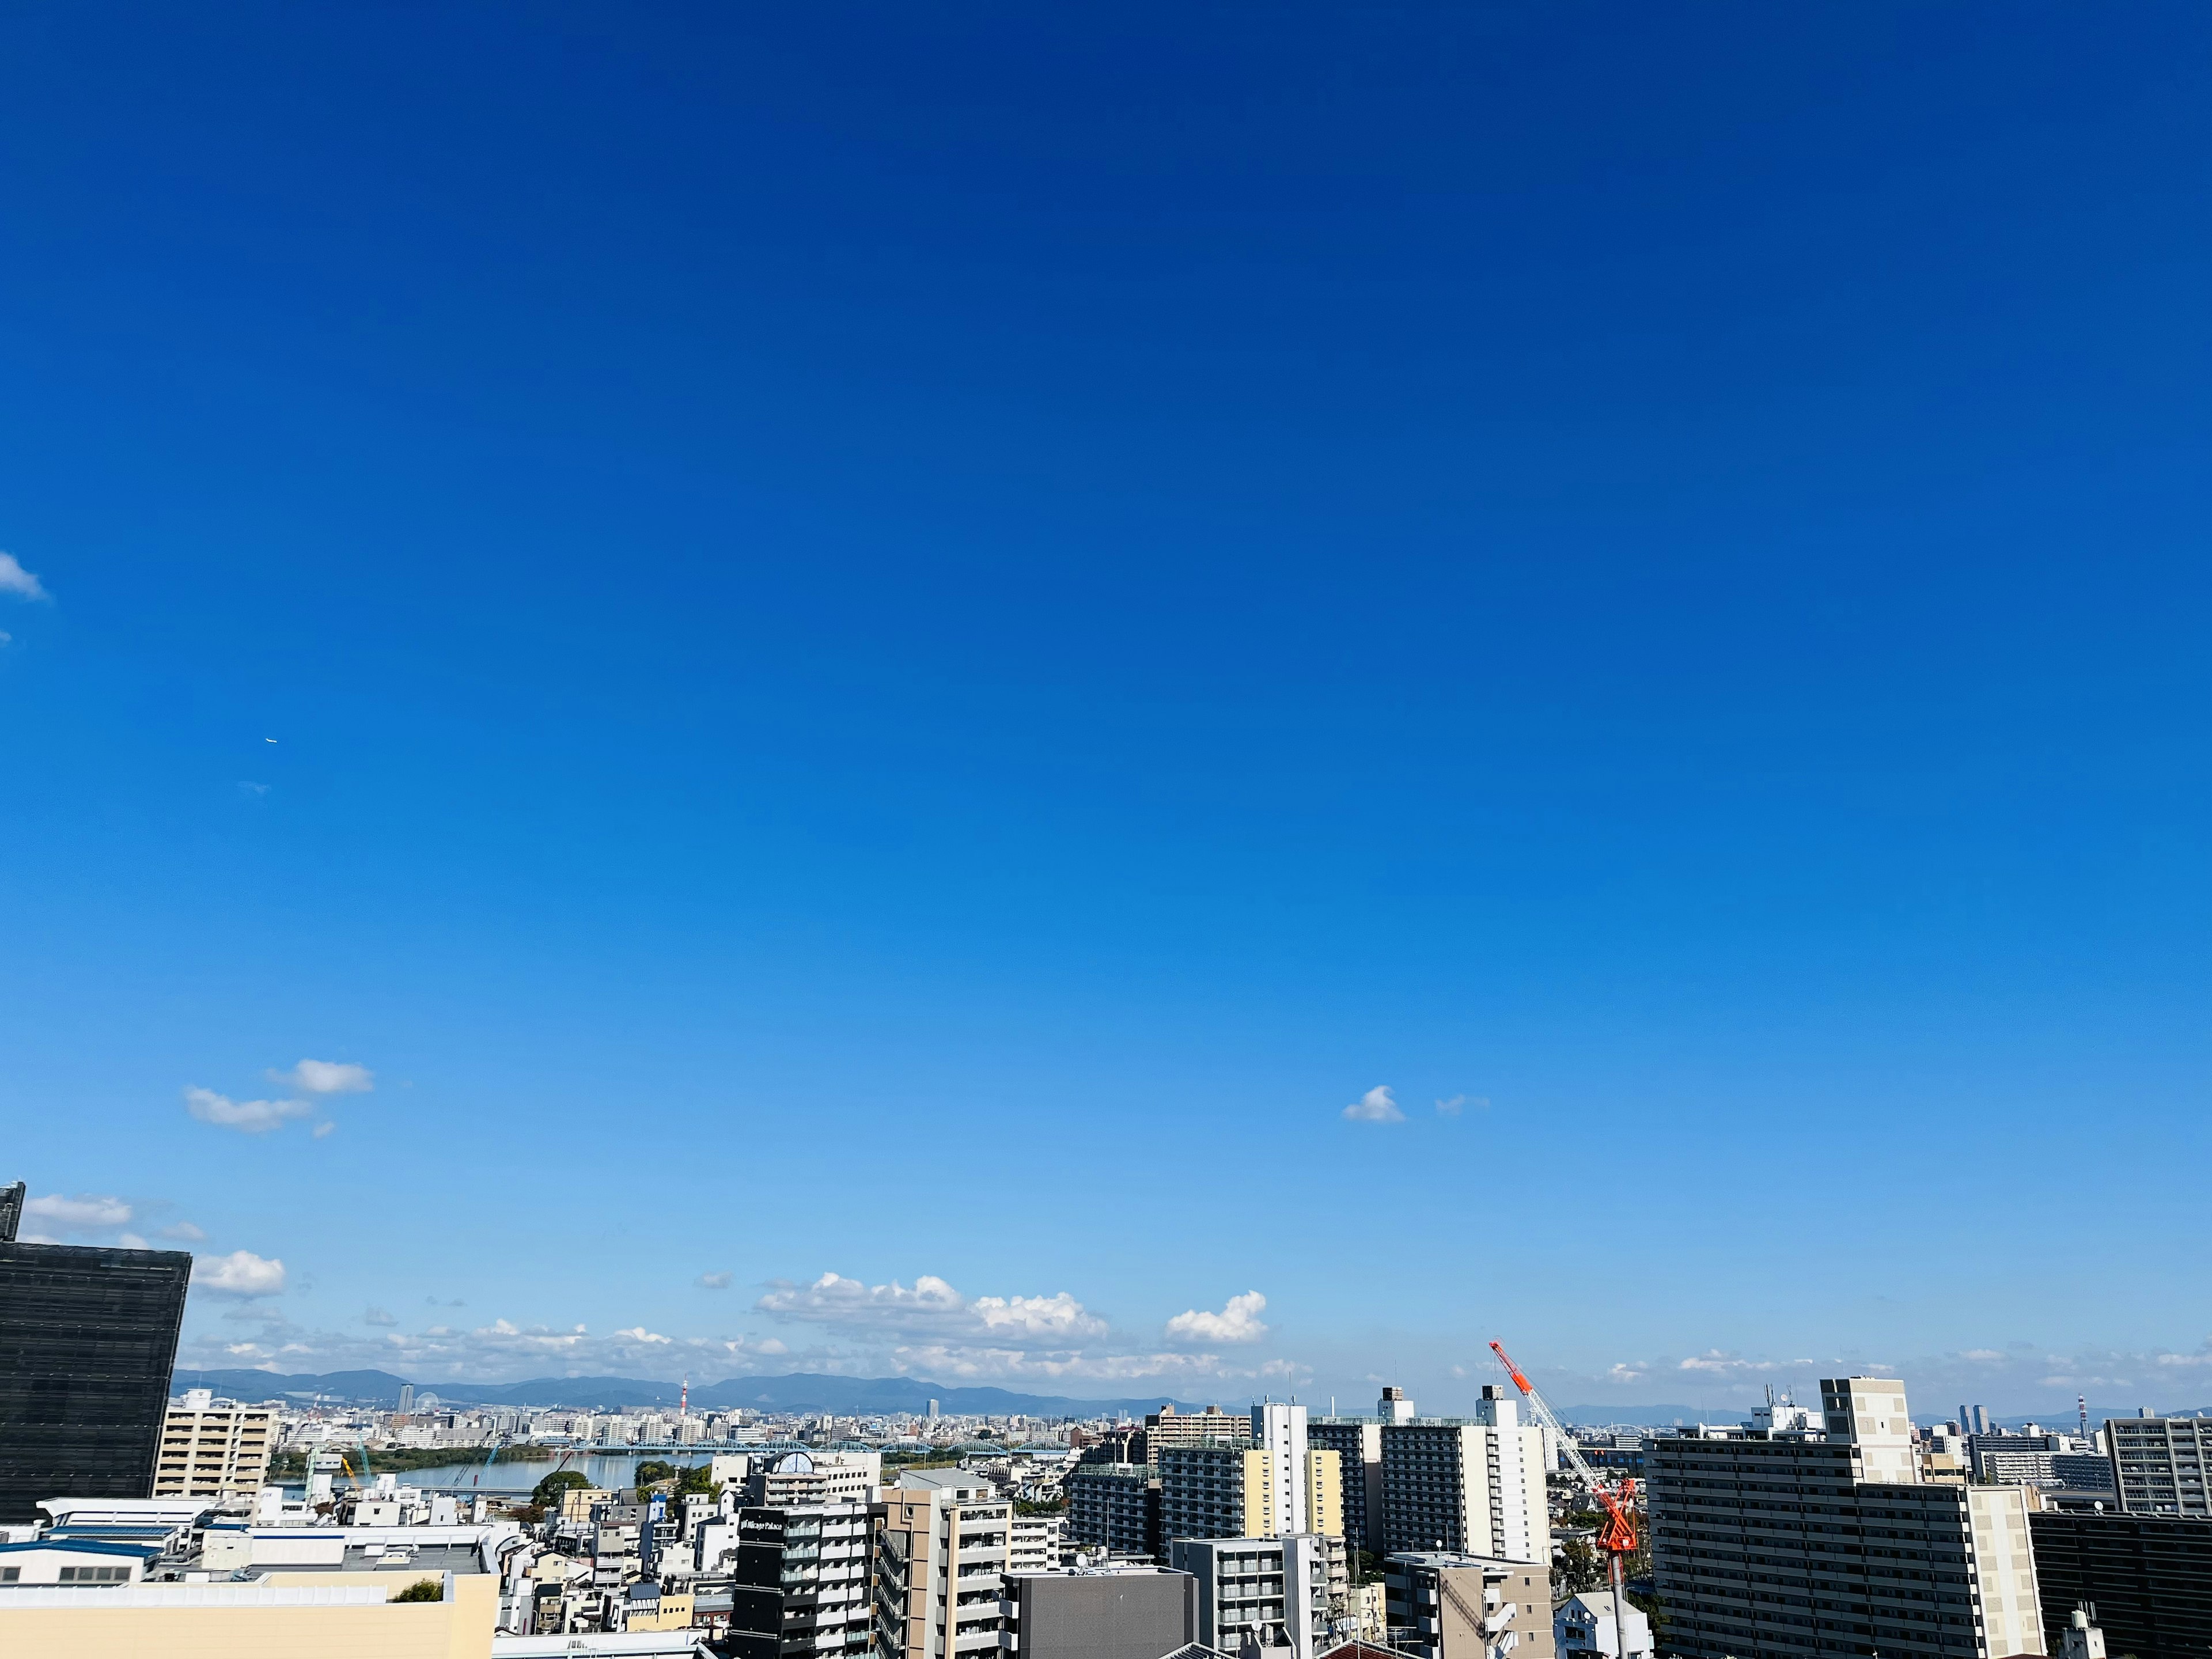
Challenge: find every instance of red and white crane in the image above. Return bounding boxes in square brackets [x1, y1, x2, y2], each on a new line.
[1490, 1339, 1640, 1659]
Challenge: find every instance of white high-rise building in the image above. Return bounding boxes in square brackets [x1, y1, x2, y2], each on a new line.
[1251, 1403, 1312, 1536]
[1381, 1389, 1550, 1562]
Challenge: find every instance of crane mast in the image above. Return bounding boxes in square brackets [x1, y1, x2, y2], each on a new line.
[1490, 1339, 1640, 1659]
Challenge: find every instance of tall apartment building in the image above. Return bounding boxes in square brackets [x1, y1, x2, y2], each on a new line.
[153, 1391, 275, 1499]
[1171, 1532, 1336, 1659]
[1310, 1417, 1384, 1554]
[724, 1501, 875, 1659]
[0, 1182, 192, 1523]
[2105, 1417, 2212, 1517]
[1158, 1441, 1342, 1546]
[1380, 1388, 1548, 1562]
[1065, 1463, 1160, 1560]
[1647, 1376, 2046, 1659]
[1138, 1404, 1251, 1465]
[1384, 1551, 1555, 1659]
[873, 1468, 1012, 1659]
[2029, 1509, 2212, 1659]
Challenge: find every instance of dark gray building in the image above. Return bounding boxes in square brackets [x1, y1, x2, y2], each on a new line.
[2106, 1418, 2212, 1518]
[2029, 1510, 2212, 1659]
[0, 1180, 192, 1524]
[1158, 1444, 1248, 1546]
[1003, 1566, 1195, 1659]
[722, 1502, 874, 1659]
[1066, 1463, 1161, 1561]
[1646, 1430, 2031, 1659]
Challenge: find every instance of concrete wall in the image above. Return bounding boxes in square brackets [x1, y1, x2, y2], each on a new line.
[1015, 1570, 1194, 1659]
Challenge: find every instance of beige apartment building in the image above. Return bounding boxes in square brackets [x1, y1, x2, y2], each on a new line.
[873, 1468, 1012, 1659]
[153, 1392, 275, 1500]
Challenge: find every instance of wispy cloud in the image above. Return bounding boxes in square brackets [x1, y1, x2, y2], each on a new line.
[696, 1272, 733, 1290]
[269, 1059, 374, 1095]
[1435, 1093, 1487, 1116]
[757, 1272, 1109, 1346]
[185, 1087, 313, 1134]
[1342, 1085, 1403, 1123]
[0, 552, 48, 601]
[1166, 1291, 1270, 1346]
[25, 1194, 135, 1232]
[364, 1306, 397, 1327]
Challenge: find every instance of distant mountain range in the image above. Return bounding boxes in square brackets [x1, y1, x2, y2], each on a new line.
[168, 1367, 1217, 1417]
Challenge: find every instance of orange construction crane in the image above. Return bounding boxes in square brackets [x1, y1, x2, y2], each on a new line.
[1490, 1339, 1639, 1659]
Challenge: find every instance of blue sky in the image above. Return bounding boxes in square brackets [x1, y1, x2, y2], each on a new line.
[3, 3, 2210, 1418]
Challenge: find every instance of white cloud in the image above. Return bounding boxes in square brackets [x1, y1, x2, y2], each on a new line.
[0, 552, 48, 601]
[1679, 1350, 1814, 1376]
[270, 1059, 374, 1094]
[1166, 1291, 1270, 1346]
[364, 1306, 397, 1327]
[756, 1272, 1107, 1347]
[614, 1326, 673, 1344]
[696, 1272, 733, 1290]
[1342, 1085, 1403, 1123]
[1435, 1093, 1487, 1116]
[313, 1122, 337, 1139]
[194, 1250, 287, 1298]
[184, 1087, 312, 1134]
[25, 1194, 134, 1232]
[160, 1221, 208, 1242]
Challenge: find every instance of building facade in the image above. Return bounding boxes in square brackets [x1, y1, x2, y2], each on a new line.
[1310, 1418, 1384, 1554]
[1138, 1406, 1252, 1467]
[1065, 1463, 1160, 1560]
[873, 1469, 1012, 1659]
[1384, 1551, 1555, 1659]
[2029, 1509, 2212, 1659]
[724, 1501, 875, 1659]
[153, 1392, 275, 1500]
[1170, 1532, 1335, 1659]
[1159, 1439, 1344, 1548]
[1380, 1396, 1548, 1562]
[1646, 1377, 2046, 1659]
[1003, 1566, 1196, 1659]
[2106, 1418, 2212, 1518]
[0, 1190, 192, 1524]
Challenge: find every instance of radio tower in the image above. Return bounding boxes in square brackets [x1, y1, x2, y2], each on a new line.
[2078, 1394, 2089, 1443]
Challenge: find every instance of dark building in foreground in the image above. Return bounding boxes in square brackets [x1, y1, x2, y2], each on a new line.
[1003, 1566, 1195, 1659]
[0, 1181, 192, 1523]
[2030, 1510, 2212, 1659]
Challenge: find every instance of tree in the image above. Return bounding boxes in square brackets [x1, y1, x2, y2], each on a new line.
[675, 1464, 718, 1497]
[634, 1460, 679, 1490]
[1555, 1539, 1607, 1597]
[532, 1469, 593, 1510]
[393, 1578, 442, 1603]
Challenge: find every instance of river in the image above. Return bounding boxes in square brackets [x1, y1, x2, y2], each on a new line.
[324, 1451, 724, 1493]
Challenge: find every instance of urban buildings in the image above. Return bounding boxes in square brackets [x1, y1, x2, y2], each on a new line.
[1556, 1589, 1654, 1659]
[721, 1501, 874, 1659]
[1002, 1565, 1196, 1659]
[1646, 1376, 2046, 1659]
[1309, 1414, 1385, 1554]
[2028, 1509, 2212, 1659]
[1379, 1387, 1548, 1560]
[2106, 1416, 2212, 1517]
[0, 1180, 192, 1523]
[152, 1390, 275, 1500]
[1156, 1439, 1343, 1546]
[1170, 1532, 1336, 1659]
[1009, 1510, 1067, 1573]
[1065, 1461, 1159, 1559]
[1382, 1551, 1554, 1659]
[873, 1467, 1012, 1659]
[1137, 1404, 1251, 1465]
